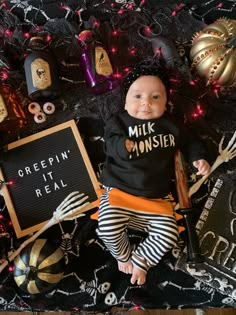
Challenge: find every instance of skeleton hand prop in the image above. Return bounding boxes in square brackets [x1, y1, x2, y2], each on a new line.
[53, 191, 89, 222]
[188, 131, 236, 198]
[174, 131, 236, 211]
[0, 191, 90, 273]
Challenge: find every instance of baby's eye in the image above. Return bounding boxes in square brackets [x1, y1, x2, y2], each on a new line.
[153, 95, 160, 99]
[134, 94, 141, 99]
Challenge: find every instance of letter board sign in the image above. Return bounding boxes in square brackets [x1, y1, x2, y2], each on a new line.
[0, 119, 99, 238]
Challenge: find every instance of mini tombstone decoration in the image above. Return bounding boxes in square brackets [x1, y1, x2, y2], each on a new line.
[13, 238, 65, 294]
[176, 176, 236, 300]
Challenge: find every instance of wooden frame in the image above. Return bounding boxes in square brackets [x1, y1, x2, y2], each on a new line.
[0, 120, 100, 238]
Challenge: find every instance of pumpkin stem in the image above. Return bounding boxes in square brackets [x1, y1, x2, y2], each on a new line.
[25, 266, 37, 280]
[227, 35, 236, 48]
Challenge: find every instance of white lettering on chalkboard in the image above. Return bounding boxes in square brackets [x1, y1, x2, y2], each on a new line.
[17, 150, 70, 177]
[200, 231, 236, 273]
[35, 179, 68, 197]
[43, 171, 54, 181]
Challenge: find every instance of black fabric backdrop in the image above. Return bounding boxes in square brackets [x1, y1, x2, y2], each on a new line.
[0, 0, 236, 312]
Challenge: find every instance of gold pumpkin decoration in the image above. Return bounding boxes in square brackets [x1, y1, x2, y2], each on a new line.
[190, 18, 236, 87]
[13, 239, 65, 294]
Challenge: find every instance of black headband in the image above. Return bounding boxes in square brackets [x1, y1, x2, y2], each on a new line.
[123, 60, 170, 98]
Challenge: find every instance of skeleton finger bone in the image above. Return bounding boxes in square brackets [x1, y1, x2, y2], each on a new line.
[56, 191, 86, 212]
[54, 195, 89, 222]
[59, 197, 90, 221]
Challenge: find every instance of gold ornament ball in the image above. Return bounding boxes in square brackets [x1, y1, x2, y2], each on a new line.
[190, 18, 236, 87]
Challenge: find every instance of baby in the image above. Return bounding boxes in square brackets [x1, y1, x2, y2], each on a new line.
[97, 60, 210, 285]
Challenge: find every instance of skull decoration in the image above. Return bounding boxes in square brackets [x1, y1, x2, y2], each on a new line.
[190, 18, 236, 87]
[104, 291, 118, 305]
[98, 282, 111, 294]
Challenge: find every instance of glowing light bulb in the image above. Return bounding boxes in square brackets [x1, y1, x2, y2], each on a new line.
[46, 35, 52, 42]
[197, 105, 203, 114]
[128, 48, 136, 55]
[8, 266, 15, 272]
[93, 20, 100, 28]
[60, 5, 68, 10]
[1, 72, 8, 79]
[145, 26, 151, 34]
[5, 29, 11, 37]
[113, 73, 121, 79]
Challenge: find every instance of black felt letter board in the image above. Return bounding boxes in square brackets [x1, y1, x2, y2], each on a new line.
[0, 120, 99, 238]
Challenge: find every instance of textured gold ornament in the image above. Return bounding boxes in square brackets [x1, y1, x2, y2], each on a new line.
[190, 18, 236, 87]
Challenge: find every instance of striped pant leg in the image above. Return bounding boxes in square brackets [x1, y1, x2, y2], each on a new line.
[97, 192, 132, 263]
[130, 214, 179, 272]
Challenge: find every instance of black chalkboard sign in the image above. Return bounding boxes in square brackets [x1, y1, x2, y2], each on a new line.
[176, 176, 236, 299]
[0, 120, 100, 238]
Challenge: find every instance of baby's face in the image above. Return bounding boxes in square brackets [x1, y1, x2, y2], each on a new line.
[125, 75, 167, 120]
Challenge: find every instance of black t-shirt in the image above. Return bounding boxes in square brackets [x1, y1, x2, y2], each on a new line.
[100, 111, 207, 198]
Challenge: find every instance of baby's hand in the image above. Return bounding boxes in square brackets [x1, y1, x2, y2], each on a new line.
[193, 159, 211, 176]
[125, 139, 134, 152]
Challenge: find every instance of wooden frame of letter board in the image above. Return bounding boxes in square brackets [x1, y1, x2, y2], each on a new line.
[0, 119, 100, 238]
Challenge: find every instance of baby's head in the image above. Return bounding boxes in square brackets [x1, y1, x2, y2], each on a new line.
[123, 60, 170, 120]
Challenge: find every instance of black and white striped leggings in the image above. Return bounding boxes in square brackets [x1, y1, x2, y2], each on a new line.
[97, 189, 179, 272]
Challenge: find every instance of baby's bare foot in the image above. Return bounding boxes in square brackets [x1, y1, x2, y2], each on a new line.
[118, 260, 133, 274]
[130, 265, 146, 285]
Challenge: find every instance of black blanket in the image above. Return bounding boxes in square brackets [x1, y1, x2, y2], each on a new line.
[0, 0, 236, 312]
